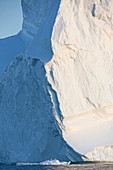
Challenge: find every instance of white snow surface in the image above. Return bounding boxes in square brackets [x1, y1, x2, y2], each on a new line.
[0, 0, 113, 162]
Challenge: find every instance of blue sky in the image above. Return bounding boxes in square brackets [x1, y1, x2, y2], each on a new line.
[0, 0, 23, 39]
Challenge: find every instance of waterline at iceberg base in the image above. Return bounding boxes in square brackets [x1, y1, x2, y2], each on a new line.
[0, 0, 113, 163]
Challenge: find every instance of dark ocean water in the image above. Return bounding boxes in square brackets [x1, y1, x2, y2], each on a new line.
[0, 164, 113, 170]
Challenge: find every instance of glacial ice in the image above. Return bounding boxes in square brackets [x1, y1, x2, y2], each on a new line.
[0, 0, 113, 163]
[86, 145, 113, 161]
[17, 159, 70, 166]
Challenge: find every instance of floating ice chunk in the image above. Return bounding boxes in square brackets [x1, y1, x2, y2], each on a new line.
[17, 159, 71, 166]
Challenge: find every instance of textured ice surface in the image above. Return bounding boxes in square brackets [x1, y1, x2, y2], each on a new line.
[0, 0, 113, 163]
[0, 32, 26, 77]
[0, 56, 82, 163]
[86, 145, 113, 161]
[0, 0, 83, 163]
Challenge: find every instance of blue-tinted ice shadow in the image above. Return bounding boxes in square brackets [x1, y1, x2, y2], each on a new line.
[92, 4, 96, 17]
[0, 33, 26, 78]
[26, 0, 61, 63]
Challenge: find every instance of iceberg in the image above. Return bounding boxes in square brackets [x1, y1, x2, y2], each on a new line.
[86, 145, 113, 161]
[0, 0, 113, 163]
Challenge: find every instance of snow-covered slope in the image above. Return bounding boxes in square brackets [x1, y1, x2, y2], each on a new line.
[0, 0, 113, 162]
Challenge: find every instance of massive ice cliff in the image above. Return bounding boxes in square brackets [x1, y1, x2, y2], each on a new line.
[0, 0, 113, 163]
